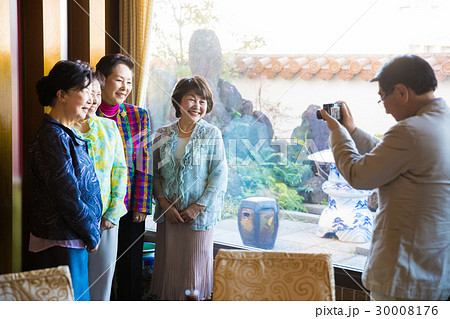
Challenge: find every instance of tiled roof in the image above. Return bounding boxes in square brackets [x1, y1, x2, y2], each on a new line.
[232, 54, 450, 81]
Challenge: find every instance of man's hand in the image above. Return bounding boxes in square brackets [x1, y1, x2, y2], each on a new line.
[158, 197, 184, 224]
[100, 217, 116, 231]
[132, 211, 148, 223]
[320, 101, 357, 134]
[180, 203, 205, 224]
[338, 101, 357, 134]
[320, 108, 341, 131]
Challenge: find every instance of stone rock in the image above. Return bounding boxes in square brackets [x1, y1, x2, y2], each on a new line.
[227, 170, 242, 197]
[202, 79, 231, 132]
[368, 190, 379, 212]
[291, 104, 330, 152]
[217, 78, 243, 113]
[145, 68, 177, 131]
[302, 175, 328, 204]
[241, 99, 254, 116]
[189, 29, 222, 87]
[188, 29, 240, 131]
[223, 115, 274, 161]
[252, 110, 274, 141]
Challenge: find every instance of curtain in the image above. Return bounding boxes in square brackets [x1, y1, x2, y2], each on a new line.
[119, 0, 153, 107]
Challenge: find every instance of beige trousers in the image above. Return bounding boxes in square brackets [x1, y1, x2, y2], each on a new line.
[88, 225, 119, 301]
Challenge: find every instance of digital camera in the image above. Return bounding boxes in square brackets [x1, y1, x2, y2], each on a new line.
[316, 103, 342, 120]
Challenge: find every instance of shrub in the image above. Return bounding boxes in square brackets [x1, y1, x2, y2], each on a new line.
[222, 152, 312, 219]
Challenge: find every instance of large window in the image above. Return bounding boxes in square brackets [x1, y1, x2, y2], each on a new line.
[145, 0, 450, 272]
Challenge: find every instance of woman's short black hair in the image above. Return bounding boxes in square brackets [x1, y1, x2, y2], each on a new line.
[171, 75, 214, 118]
[35, 60, 92, 107]
[95, 54, 134, 79]
[371, 55, 437, 95]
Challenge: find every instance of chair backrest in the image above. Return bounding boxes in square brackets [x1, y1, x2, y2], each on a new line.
[213, 250, 335, 301]
[0, 265, 74, 301]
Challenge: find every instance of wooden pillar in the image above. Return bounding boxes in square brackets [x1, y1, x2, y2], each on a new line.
[20, 0, 45, 272]
[68, 0, 90, 62]
[0, 0, 15, 274]
[90, 0, 106, 66]
[10, 0, 22, 274]
[21, 0, 68, 270]
[43, 0, 66, 72]
[68, 0, 108, 66]
[105, 0, 120, 55]
[43, 0, 68, 114]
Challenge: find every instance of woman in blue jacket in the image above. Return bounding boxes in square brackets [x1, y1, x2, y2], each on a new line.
[29, 60, 103, 301]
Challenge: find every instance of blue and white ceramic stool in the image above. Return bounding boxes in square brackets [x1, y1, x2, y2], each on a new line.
[308, 150, 374, 243]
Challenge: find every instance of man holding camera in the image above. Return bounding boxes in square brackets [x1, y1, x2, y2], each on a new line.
[320, 55, 450, 301]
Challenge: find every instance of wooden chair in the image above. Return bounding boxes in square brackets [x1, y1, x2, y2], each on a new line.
[0, 266, 74, 301]
[213, 250, 335, 301]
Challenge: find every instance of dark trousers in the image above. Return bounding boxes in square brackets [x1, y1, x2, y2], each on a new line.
[112, 211, 144, 301]
[33, 246, 90, 301]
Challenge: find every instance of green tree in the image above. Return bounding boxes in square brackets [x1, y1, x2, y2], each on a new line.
[150, 0, 266, 78]
[151, 0, 218, 70]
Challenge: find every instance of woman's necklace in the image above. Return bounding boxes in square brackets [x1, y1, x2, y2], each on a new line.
[177, 121, 196, 134]
[103, 108, 120, 118]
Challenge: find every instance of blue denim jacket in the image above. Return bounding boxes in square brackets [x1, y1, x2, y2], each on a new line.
[152, 119, 228, 230]
[29, 114, 103, 250]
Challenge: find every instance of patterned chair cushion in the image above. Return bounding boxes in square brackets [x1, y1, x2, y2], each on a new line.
[213, 250, 335, 301]
[0, 266, 74, 301]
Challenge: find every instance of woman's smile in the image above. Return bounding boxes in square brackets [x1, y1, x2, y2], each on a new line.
[179, 90, 207, 122]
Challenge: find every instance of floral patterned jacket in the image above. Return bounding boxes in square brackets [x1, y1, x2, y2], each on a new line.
[75, 116, 127, 225]
[152, 119, 228, 230]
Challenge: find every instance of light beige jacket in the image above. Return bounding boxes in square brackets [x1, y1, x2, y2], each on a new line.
[330, 98, 450, 300]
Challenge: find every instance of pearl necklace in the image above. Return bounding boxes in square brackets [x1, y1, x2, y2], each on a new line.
[177, 121, 196, 134]
[103, 108, 120, 118]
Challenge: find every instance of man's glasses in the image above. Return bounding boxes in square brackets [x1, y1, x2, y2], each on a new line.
[377, 90, 393, 106]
